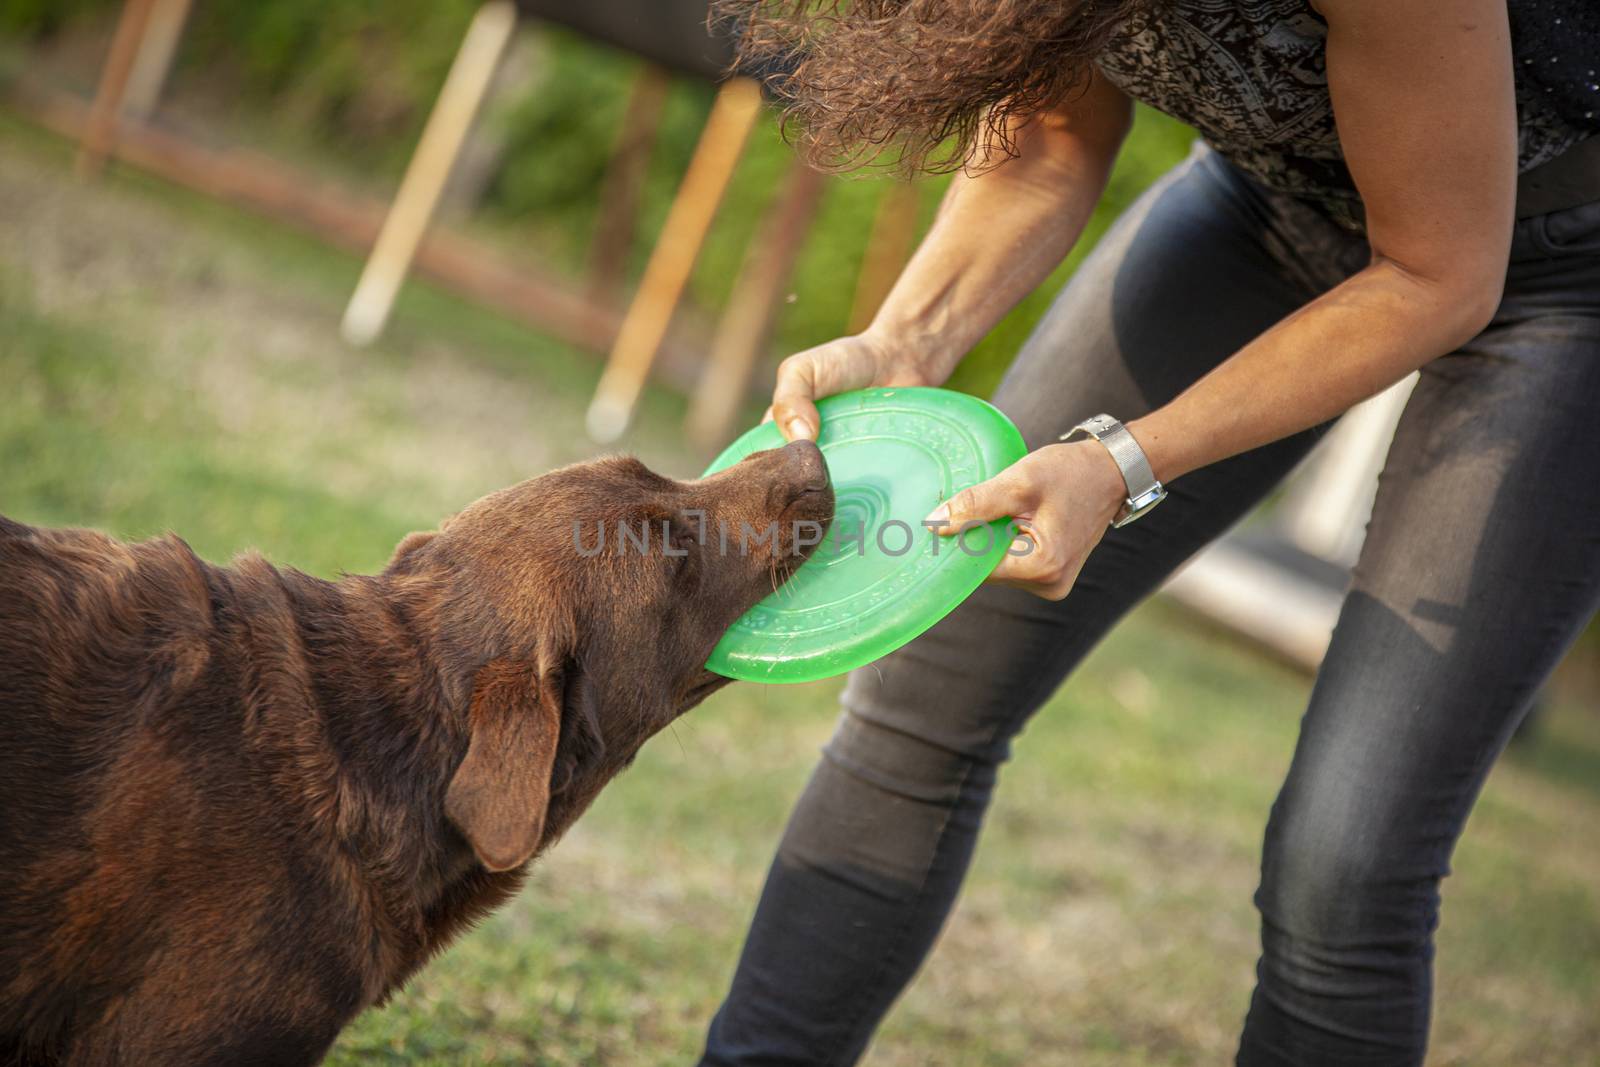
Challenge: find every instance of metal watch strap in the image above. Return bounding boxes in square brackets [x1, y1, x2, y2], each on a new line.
[1060, 414, 1166, 527]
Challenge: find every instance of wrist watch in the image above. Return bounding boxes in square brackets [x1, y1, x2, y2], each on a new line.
[1060, 414, 1167, 528]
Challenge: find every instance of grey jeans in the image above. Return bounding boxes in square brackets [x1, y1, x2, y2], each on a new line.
[701, 144, 1600, 1066]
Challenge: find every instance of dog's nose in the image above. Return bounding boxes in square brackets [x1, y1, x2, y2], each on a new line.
[782, 439, 829, 494]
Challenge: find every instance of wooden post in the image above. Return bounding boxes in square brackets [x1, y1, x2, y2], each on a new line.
[585, 75, 764, 444]
[341, 0, 519, 346]
[847, 180, 921, 334]
[121, 0, 193, 122]
[586, 64, 672, 307]
[687, 160, 825, 452]
[77, 0, 158, 177]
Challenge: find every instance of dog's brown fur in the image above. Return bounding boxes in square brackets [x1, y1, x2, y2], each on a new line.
[0, 443, 831, 1066]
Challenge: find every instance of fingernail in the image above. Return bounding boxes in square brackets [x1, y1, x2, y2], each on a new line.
[786, 418, 813, 441]
[924, 503, 950, 525]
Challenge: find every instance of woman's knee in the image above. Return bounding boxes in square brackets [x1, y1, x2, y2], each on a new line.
[774, 709, 997, 894]
[824, 706, 998, 805]
[834, 603, 1055, 765]
[1255, 786, 1443, 963]
[1245, 800, 1440, 1065]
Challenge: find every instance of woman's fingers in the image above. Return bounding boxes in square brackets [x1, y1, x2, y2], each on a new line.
[770, 337, 892, 441]
[923, 472, 1031, 533]
[771, 353, 823, 441]
[925, 443, 1124, 601]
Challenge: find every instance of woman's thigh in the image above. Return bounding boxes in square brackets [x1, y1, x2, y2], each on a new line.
[839, 147, 1365, 765]
[1242, 206, 1600, 1063]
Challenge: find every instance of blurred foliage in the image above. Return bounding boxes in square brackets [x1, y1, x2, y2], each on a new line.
[0, 0, 105, 36]
[0, 1, 1195, 398]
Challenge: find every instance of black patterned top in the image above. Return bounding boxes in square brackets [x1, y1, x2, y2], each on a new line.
[1096, 0, 1599, 232]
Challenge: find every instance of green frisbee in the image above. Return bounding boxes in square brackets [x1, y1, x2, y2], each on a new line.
[702, 386, 1027, 684]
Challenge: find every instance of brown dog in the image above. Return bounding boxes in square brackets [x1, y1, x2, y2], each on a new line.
[0, 441, 831, 1066]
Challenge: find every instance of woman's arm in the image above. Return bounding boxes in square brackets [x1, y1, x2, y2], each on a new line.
[769, 71, 1133, 440]
[930, 0, 1518, 598]
[1126, 0, 1516, 482]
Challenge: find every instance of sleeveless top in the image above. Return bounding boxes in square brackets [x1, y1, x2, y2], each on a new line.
[1096, 0, 1599, 233]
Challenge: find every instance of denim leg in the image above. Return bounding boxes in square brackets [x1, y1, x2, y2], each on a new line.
[1239, 208, 1600, 1065]
[701, 147, 1365, 1067]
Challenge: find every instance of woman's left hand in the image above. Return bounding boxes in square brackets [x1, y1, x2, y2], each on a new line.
[923, 441, 1127, 600]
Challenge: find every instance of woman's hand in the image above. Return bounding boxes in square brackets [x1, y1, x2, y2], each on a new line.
[767, 333, 938, 442]
[924, 442, 1125, 600]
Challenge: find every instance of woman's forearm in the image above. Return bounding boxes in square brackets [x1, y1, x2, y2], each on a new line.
[1127, 258, 1503, 484]
[866, 72, 1133, 378]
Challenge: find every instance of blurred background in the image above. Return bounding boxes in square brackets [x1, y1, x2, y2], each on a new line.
[0, 3, 1596, 1064]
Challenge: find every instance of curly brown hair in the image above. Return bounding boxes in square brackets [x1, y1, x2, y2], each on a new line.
[714, 0, 1152, 175]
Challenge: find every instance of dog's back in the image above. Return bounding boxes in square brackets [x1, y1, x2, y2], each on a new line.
[0, 517, 363, 1065]
[2, 518, 207, 1055]
[0, 515, 222, 901]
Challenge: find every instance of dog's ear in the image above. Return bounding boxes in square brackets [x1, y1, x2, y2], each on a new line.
[445, 658, 563, 872]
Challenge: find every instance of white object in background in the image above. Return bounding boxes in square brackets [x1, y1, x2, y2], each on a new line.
[1163, 539, 1345, 668]
[1162, 374, 1417, 670]
[1279, 374, 1418, 566]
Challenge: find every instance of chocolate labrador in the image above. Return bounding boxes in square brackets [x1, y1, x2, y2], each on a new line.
[0, 441, 831, 1066]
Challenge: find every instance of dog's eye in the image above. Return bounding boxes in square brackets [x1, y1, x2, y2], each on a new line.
[669, 526, 697, 559]
[665, 519, 701, 574]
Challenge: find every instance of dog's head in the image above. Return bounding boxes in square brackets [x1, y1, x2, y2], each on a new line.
[387, 441, 832, 871]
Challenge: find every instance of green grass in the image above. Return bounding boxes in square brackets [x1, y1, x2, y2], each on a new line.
[2, 114, 1598, 1066]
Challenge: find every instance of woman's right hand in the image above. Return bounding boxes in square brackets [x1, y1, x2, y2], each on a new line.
[767, 333, 940, 442]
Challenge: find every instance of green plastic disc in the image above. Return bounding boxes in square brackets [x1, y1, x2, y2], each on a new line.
[702, 386, 1027, 684]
